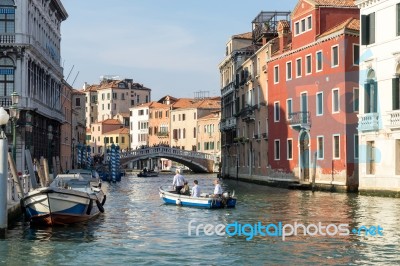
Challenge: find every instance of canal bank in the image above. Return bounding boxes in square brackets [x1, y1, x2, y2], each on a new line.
[222, 174, 354, 193]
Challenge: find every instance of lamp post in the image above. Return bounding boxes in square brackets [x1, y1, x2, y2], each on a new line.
[9, 91, 20, 162]
[72, 138, 75, 169]
[0, 107, 10, 234]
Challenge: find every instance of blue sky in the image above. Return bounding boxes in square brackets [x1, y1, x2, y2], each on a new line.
[61, 0, 298, 101]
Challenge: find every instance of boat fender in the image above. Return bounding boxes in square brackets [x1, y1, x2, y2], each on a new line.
[176, 199, 182, 206]
[101, 195, 107, 206]
[96, 200, 105, 213]
[86, 200, 93, 215]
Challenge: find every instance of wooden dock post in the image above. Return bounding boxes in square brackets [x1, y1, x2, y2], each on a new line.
[7, 152, 24, 198]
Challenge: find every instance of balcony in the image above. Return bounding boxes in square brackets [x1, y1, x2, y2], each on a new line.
[0, 97, 12, 108]
[386, 110, 400, 130]
[288, 111, 311, 131]
[358, 113, 379, 132]
[240, 106, 255, 122]
[157, 131, 169, 138]
[262, 132, 268, 140]
[220, 117, 236, 131]
[221, 82, 235, 97]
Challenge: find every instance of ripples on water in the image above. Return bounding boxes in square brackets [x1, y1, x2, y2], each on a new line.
[1, 173, 400, 265]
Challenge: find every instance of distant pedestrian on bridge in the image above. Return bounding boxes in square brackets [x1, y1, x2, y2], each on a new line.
[172, 169, 186, 194]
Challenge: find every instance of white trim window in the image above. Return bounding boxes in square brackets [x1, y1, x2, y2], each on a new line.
[316, 92, 323, 116]
[274, 101, 280, 122]
[286, 98, 293, 120]
[353, 44, 359, 66]
[317, 136, 324, 160]
[306, 54, 312, 75]
[354, 134, 359, 159]
[316, 50, 323, 72]
[274, 65, 279, 84]
[287, 139, 293, 160]
[296, 58, 302, 78]
[286, 61, 292, 80]
[331, 45, 339, 68]
[274, 139, 280, 160]
[332, 88, 339, 113]
[333, 134, 340, 159]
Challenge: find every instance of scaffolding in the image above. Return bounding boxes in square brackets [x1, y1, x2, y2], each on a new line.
[252, 11, 291, 44]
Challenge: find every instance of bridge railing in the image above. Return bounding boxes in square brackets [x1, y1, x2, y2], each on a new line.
[121, 147, 215, 160]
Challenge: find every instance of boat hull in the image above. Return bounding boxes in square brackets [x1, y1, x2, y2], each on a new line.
[159, 187, 236, 209]
[23, 188, 105, 226]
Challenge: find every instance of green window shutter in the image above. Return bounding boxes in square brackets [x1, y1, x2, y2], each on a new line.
[361, 15, 368, 45]
[364, 83, 370, 113]
[393, 78, 400, 110]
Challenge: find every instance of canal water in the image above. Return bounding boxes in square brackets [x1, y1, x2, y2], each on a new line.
[1, 173, 400, 265]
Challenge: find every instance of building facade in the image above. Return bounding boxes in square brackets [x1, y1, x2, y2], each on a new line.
[267, 0, 359, 190]
[0, 0, 68, 171]
[130, 104, 149, 150]
[356, 0, 400, 193]
[87, 119, 123, 155]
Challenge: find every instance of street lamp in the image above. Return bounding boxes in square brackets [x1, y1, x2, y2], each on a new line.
[9, 91, 20, 162]
[72, 137, 75, 169]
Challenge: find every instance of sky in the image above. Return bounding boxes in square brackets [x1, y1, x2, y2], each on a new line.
[61, 0, 298, 101]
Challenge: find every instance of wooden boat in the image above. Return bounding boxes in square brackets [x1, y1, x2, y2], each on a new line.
[137, 170, 159, 177]
[159, 186, 236, 209]
[22, 173, 106, 226]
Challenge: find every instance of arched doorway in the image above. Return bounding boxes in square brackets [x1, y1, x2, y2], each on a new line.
[299, 130, 310, 181]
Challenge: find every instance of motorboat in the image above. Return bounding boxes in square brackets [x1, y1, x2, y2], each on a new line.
[159, 186, 236, 209]
[22, 173, 106, 226]
[137, 170, 159, 177]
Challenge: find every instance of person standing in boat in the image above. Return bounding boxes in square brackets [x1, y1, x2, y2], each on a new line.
[191, 180, 201, 197]
[172, 169, 186, 194]
[212, 179, 223, 197]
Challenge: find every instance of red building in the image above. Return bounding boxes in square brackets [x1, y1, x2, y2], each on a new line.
[267, 0, 360, 191]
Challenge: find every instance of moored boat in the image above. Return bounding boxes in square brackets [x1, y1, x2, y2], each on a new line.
[22, 173, 106, 226]
[137, 170, 159, 177]
[159, 186, 236, 209]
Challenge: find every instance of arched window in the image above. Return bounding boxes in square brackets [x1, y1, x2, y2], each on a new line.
[364, 69, 377, 113]
[0, 0, 16, 34]
[0, 57, 14, 97]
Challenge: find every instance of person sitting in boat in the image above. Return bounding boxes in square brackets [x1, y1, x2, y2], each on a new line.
[180, 181, 190, 195]
[191, 180, 201, 198]
[212, 179, 223, 198]
[172, 169, 186, 194]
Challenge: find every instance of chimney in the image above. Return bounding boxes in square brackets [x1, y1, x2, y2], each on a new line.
[83, 82, 88, 90]
[277, 20, 290, 54]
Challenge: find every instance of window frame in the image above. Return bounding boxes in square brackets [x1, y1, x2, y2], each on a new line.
[274, 101, 280, 122]
[274, 139, 280, 160]
[287, 138, 293, 160]
[317, 136, 324, 160]
[286, 61, 292, 81]
[274, 65, 279, 84]
[316, 92, 323, 116]
[333, 134, 340, 159]
[316, 50, 323, 72]
[305, 54, 312, 75]
[331, 45, 339, 68]
[332, 88, 340, 114]
[296, 58, 302, 78]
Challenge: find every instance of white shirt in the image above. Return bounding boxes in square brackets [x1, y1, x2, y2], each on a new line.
[214, 184, 222, 195]
[172, 174, 185, 187]
[191, 185, 201, 197]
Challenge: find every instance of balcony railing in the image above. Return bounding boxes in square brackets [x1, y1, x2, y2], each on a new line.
[386, 110, 400, 129]
[157, 131, 169, 137]
[220, 117, 236, 131]
[262, 132, 268, 139]
[288, 111, 311, 130]
[221, 82, 235, 97]
[0, 96, 12, 108]
[358, 113, 379, 132]
[240, 106, 255, 122]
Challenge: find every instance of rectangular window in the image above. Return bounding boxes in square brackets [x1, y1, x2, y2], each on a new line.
[301, 19, 306, 32]
[332, 45, 339, 67]
[286, 98, 292, 120]
[361, 13, 375, 45]
[274, 65, 279, 83]
[286, 61, 292, 80]
[296, 58, 302, 77]
[287, 139, 293, 160]
[316, 51, 322, 72]
[353, 44, 360, 65]
[316, 92, 323, 116]
[397, 3, 400, 36]
[333, 135, 340, 159]
[392, 77, 400, 110]
[306, 54, 312, 75]
[353, 88, 359, 112]
[332, 89, 339, 113]
[274, 140, 280, 160]
[274, 102, 280, 122]
[295, 22, 299, 35]
[354, 135, 359, 159]
[307, 16, 312, 30]
[317, 136, 324, 160]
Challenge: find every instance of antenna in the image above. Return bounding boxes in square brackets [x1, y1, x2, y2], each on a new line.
[71, 71, 80, 87]
[66, 65, 74, 82]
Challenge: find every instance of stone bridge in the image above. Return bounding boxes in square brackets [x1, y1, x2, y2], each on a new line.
[120, 147, 216, 173]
